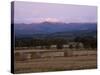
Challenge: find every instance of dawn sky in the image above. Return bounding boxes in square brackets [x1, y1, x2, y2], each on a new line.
[14, 1, 97, 24]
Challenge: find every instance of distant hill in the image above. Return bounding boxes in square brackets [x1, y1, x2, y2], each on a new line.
[13, 22, 97, 39]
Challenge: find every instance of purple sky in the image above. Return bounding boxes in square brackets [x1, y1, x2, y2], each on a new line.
[14, 1, 97, 24]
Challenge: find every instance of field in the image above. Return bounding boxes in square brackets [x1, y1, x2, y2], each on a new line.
[14, 49, 97, 73]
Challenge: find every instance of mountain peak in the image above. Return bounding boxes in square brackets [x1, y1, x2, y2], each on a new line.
[41, 21, 66, 25]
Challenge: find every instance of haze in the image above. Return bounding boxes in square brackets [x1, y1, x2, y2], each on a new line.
[14, 1, 97, 24]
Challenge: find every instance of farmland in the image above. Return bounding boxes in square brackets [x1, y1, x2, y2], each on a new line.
[14, 49, 97, 73]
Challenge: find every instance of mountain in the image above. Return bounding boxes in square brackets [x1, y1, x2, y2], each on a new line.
[13, 22, 97, 39]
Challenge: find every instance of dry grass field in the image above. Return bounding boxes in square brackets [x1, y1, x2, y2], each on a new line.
[14, 49, 97, 73]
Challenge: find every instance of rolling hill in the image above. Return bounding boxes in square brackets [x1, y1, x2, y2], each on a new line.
[13, 22, 97, 39]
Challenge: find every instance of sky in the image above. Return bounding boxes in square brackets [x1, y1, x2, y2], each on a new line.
[13, 1, 97, 24]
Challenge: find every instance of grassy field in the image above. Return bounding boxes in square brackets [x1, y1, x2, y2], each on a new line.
[14, 49, 97, 73]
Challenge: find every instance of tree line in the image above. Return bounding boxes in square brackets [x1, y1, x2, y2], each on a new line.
[15, 36, 97, 49]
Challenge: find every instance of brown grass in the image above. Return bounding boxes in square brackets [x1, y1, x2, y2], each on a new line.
[14, 50, 97, 73]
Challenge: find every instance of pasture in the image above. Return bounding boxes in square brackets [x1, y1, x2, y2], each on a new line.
[14, 49, 97, 73]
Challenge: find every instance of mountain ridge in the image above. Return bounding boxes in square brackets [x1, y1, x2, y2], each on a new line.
[13, 22, 97, 39]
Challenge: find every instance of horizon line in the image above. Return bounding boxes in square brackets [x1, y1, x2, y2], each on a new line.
[13, 21, 97, 24]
